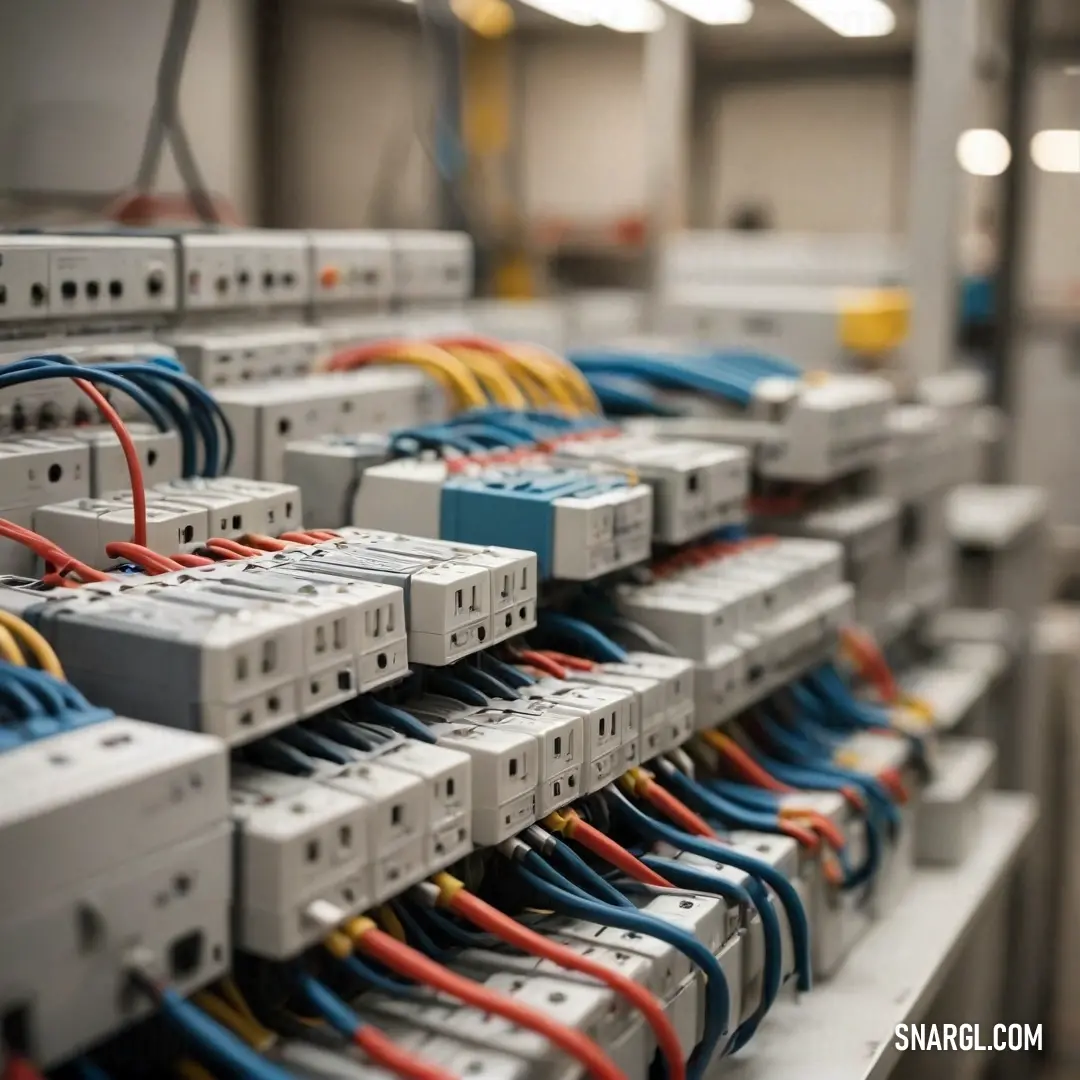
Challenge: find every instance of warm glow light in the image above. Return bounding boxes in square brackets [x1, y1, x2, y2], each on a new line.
[785, 0, 895, 37]
[598, 0, 667, 31]
[956, 129, 1012, 177]
[663, 0, 753, 25]
[1031, 130, 1080, 173]
[518, 0, 666, 29]
[517, 0, 601, 24]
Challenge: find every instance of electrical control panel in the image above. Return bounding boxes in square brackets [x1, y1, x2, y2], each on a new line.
[0, 235, 176, 328]
[389, 231, 473, 308]
[165, 325, 324, 387]
[308, 231, 395, 315]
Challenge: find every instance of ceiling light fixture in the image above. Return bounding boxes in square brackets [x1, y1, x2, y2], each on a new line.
[785, 0, 895, 37]
[663, 0, 753, 25]
[956, 129, 1011, 177]
[517, 0, 666, 30]
[1031, 130, 1080, 173]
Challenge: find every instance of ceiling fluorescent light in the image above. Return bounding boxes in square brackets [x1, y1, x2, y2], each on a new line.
[598, 0, 667, 32]
[785, 0, 895, 37]
[1031, 130, 1080, 173]
[956, 129, 1011, 177]
[517, 0, 601, 25]
[663, 0, 753, 25]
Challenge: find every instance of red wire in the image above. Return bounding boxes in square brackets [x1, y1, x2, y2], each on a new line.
[0, 520, 111, 583]
[448, 889, 685, 1080]
[354, 927, 627, 1080]
[71, 378, 148, 548]
[781, 808, 847, 852]
[841, 626, 899, 703]
[171, 553, 215, 568]
[711, 736, 796, 795]
[205, 537, 262, 558]
[242, 533, 289, 551]
[566, 816, 673, 888]
[539, 650, 596, 671]
[306, 529, 339, 541]
[279, 531, 321, 545]
[515, 650, 567, 679]
[1, 1057, 46, 1080]
[352, 1026, 456, 1080]
[104, 542, 184, 574]
[205, 544, 245, 561]
[637, 778, 717, 838]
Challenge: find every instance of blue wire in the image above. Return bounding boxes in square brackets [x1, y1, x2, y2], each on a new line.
[299, 974, 361, 1040]
[361, 701, 436, 744]
[0, 359, 173, 431]
[480, 653, 535, 688]
[341, 954, 417, 997]
[606, 787, 812, 993]
[157, 988, 299, 1080]
[521, 850, 603, 903]
[390, 902, 456, 962]
[75, 1060, 114, 1080]
[424, 673, 489, 707]
[660, 766, 789, 836]
[642, 855, 783, 1051]
[548, 839, 634, 908]
[516, 853, 730, 1080]
[537, 612, 628, 663]
[457, 664, 520, 700]
[0, 669, 47, 716]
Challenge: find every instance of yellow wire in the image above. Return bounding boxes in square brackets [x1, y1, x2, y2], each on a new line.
[192, 992, 276, 1051]
[175, 1061, 217, 1080]
[510, 344, 602, 415]
[443, 345, 529, 409]
[506, 350, 578, 413]
[0, 625, 26, 666]
[377, 903, 408, 941]
[218, 977, 263, 1029]
[0, 610, 64, 678]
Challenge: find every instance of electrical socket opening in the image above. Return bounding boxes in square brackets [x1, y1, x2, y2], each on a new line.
[169, 930, 205, 979]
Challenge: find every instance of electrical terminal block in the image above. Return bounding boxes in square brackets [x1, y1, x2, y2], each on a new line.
[563, 666, 666, 762]
[0, 718, 229, 1066]
[333, 529, 539, 646]
[351, 457, 653, 581]
[614, 582, 748, 663]
[155, 476, 304, 538]
[551, 436, 750, 545]
[20, 586, 311, 744]
[214, 369, 447, 481]
[267, 545, 489, 665]
[757, 495, 901, 632]
[389, 230, 473, 308]
[283, 435, 393, 529]
[72, 424, 183, 495]
[0, 435, 92, 574]
[412, 720, 538, 845]
[367, 739, 473, 854]
[173, 230, 309, 317]
[626, 370, 894, 483]
[455, 703, 584, 783]
[0, 233, 176, 329]
[520, 679, 632, 772]
[164, 325, 324, 387]
[33, 495, 209, 569]
[203, 562, 408, 693]
[308, 230, 394, 314]
[455, 943, 655, 1073]
[230, 770, 374, 960]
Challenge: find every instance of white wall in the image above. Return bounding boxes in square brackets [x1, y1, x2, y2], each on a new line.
[703, 77, 911, 233]
[0, 0, 256, 221]
[1025, 67, 1080, 298]
[519, 34, 647, 222]
[277, 5, 438, 229]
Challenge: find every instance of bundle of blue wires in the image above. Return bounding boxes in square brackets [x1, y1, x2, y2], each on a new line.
[0, 663, 112, 751]
[0, 354, 233, 478]
[606, 786, 813, 995]
[509, 847, 732, 1080]
[535, 612, 628, 663]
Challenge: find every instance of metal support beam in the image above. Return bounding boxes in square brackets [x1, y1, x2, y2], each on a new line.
[907, 0, 979, 379]
[644, 9, 693, 240]
[993, 0, 1038, 461]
